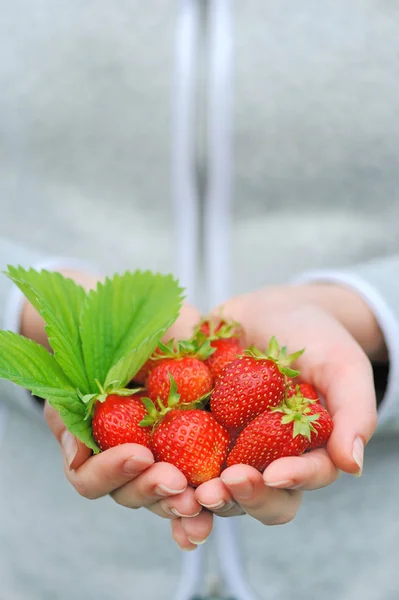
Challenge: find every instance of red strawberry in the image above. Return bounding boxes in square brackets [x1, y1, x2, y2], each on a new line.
[226, 409, 310, 471]
[210, 339, 303, 433]
[205, 338, 244, 380]
[306, 402, 333, 449]
[92, 393, 152, 451]
[151, 409, 230, 487]
[287, 382, 319, 400]
[284, 386, 332, 450]
[147, 357, 213, 406]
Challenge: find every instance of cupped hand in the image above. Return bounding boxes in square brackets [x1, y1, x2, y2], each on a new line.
[195, 284, 379, 525]
[45, 301, 213, 551]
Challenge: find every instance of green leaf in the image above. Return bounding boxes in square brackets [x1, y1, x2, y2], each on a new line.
[79, 271, 184, 390]
[0, 330, 74, 394]
[0, 331, 99, 451]
[5, 266, 90, 393]
[48, 392, 99, 452]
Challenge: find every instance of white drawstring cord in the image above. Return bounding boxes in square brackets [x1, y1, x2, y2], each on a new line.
[171, 0, 201, 305]
[172, 0, 260, 597]
[204, 0, 233, 309]
[172, 1, 207, 598]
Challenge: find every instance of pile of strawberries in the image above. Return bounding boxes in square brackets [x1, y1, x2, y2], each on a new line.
[92, 318, 333, 487]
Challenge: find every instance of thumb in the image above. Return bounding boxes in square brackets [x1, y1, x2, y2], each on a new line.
[44, 402, 92, 470]
[164, 301, 201, 341]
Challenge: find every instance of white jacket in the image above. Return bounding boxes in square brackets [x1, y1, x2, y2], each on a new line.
[0, 2, 398, 599]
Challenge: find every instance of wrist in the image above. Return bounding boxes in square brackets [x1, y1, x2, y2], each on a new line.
[295, 283, 387, 361]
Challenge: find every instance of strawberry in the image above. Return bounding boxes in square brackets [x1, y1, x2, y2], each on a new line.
[287, 381, 319, 400]
[305, 402, 333, 449]
[92, 393, 152, 451]
[284, 386, 332, 449]
[151, 409, 230, 487]
[147, 357, 213, 406]
[226, 409, 310, 471]
[205, 337, 244, 380]
[210, 338, 304, 433]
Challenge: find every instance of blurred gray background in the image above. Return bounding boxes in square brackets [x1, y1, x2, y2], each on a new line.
[0, 1, 398, 599]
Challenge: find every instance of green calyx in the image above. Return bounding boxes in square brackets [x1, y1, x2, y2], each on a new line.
[194, 313, 243, 341]
[157, 336, 216, 361]
[139, 373, 211, 428]
[78, 379, 143, 420]
[285, 384, 317, 409]
[273, 393, 320, 441]
[244, 336, 304, 378]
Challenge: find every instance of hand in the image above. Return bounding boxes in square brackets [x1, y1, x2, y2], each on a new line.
[25, 271, 212, 551]
[195, 283, 380, 525]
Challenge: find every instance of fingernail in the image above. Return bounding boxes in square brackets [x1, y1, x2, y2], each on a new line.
[181, 546, 197, 552]
[155, 484, 187, 497]
[170, 508, 201, 518]
[60, 430, 77, 469]
[123, 455, 154, 475]
[188, 537, 208, 546]
[199, 500, 235, 513]
[222, 476, 253, 499]
[352, 437, 364, 476]
[264, 479, 294, 489]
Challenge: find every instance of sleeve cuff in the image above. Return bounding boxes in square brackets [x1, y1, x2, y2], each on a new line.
[3, 257, 96, 417]
[292, 269, 399, 428]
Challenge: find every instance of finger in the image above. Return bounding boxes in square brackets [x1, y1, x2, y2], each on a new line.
[164, 302, 201, 341]
[44, 402, 92, 470]
[64, 443, 155, 499]
[110, 462, 187, 508]
[263, 448, 341, 491]
[180, 510, 214, 546]
[171, 518, 197, 552]
[148, 486, 202, 519]
[195, 478, 245, 517]
[221, 464, 303, 526]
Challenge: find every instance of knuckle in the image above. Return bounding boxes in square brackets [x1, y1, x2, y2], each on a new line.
[72, 479, 95, 500]
[110, 491, 140, 509]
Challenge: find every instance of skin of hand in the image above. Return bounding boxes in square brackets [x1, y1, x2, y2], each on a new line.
[22, 269, 213, 552]
[194, 283, 383, 530]
[22, 272, 384, 551]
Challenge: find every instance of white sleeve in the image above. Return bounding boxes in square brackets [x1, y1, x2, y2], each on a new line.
[293, 256, 399, 432]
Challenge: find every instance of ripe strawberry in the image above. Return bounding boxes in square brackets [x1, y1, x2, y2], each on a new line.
[205, 337, 244, 380]
[287, 381, 319, 400]
[284, 386, 332, 449]
[92, 393, 152, 451]
[151, 409, 230, 487]
[210, 338, 303, 433]
[226, 409, 310, 471]
[306, 402, 333, 449]
[147, 357, 213, 406]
